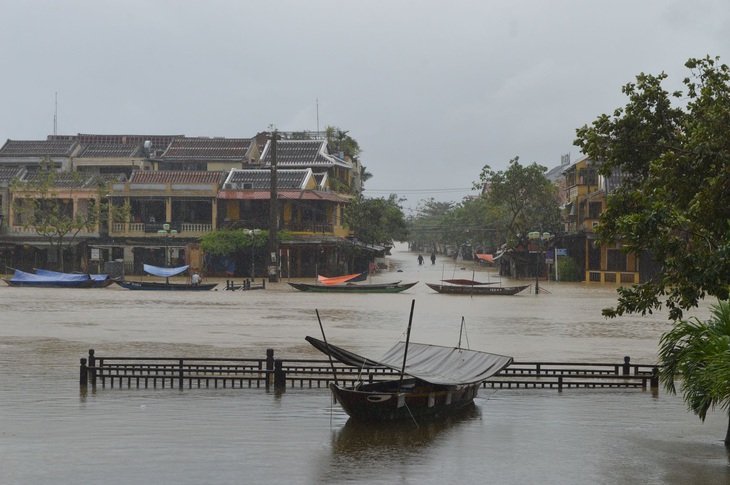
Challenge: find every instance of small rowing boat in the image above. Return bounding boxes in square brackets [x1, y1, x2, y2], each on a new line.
[425, 282, 529, 295]
[288, 281, 417, 293]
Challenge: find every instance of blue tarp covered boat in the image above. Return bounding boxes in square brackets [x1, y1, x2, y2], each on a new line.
[35, 269, 113, 288]
[2, 269, 94, 288]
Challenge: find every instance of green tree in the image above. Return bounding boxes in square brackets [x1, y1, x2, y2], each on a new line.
[574, 56, 730, 321]
[658, 301, 730, 443]
[200, 229, 271, 255]
[11, 159, 129, 271]
[325, 125, 361, 161]
[407, 198, 454, 251]
[344, 195, 408, 245]
[475, 157, 562, 249]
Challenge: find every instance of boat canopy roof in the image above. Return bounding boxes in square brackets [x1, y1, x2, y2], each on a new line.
[10, 269, 89, 283]
[306, 336, 513, 386]
[317, 271, 368, 285]
[143, 264, 189, 277]
[35, 269, 108, 281]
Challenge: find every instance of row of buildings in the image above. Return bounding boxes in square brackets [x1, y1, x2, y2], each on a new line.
[0, 130, 656, 284]
[554, 154, 659, 284]
[0, 132, 381, 279]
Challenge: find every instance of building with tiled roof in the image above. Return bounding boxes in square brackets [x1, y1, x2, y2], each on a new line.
[259, 139, 350, 169]
[257, 139, 358, 196]
[157, 137, 258, 172]
[109, 171, 225, 250]
[0, 139, 79, 170]
[69, 134, 182, 175]
[129, 170, 225, 185]
[0, 131, 375, 279]
[0, 167, 25, 230]
[224, 168, 312, 191]
[218, 168, 349, 238]
[73, 134, 180, 157]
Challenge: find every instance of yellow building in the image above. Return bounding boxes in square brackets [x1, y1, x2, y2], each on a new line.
[562, 156, 639, 284]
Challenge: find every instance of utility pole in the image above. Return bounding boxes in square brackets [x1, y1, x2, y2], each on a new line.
[268, 130, 280, 282]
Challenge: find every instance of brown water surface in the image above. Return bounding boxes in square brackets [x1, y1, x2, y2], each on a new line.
[1, 244, 728, 484]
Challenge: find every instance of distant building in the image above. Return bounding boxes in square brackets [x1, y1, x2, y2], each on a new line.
[0, 131, 372, 278]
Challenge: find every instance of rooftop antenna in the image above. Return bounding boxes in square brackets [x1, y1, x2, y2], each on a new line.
[316, 98, 319, 136]
[53, 92, 57, 136]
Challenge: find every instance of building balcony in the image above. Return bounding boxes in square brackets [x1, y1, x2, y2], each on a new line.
[284, 221, 334, 234]
[11, 225, 97, 235]
[587, 271, 637, 284]
[111, 222, 213, 237]
[219, 219, 336, 235]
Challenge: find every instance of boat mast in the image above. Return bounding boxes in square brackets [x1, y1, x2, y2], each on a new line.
[316, 309, 338, 387]
[398, 299, 416, 391]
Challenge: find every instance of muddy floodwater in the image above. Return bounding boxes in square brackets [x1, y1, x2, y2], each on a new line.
[1, 245, 729, 484]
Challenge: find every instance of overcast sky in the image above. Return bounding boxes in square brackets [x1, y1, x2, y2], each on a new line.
[1, 1, 728, 213]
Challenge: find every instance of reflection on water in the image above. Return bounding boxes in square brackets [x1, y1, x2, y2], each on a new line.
[1, 244, 728, 484]
[332, 403, 481, 456]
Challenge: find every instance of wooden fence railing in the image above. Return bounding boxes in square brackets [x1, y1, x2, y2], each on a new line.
[79, 349, 659, 392]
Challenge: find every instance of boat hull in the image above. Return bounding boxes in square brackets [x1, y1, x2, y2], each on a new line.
[425, 283, 529, 295]
[288, 281, 416, 293]
[115, 281, 217, 291]
[2, 279, 93, 288]
[329, 379, 480, 421]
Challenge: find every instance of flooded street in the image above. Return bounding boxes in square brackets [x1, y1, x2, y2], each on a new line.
[1, 244, 729, 484]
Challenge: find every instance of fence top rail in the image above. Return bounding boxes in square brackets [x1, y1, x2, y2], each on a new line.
[87, 355, 658, 368]
[94, 357, 265, 363]
[492, 374, 652, 380]
[510, 361, 658, 367]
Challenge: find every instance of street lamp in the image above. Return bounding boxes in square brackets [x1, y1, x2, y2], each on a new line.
[157, 223, 177, 284]
[528, 231, 552, 294]
[244, 228, 262, 279]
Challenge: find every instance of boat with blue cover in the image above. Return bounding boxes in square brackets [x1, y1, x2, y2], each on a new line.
[2, 269, 94, 288]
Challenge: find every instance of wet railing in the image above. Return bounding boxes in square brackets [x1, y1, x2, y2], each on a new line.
[80, 350, 659, 392]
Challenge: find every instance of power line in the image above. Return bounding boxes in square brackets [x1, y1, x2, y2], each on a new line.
[366, 187, 474, 194]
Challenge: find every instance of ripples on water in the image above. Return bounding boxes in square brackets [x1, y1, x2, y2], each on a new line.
[1, 247, 728, 484]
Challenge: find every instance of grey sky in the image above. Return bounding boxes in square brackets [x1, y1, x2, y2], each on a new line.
[1, 1, 728, 212]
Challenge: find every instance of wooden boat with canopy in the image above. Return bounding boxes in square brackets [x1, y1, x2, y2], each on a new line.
[115, 264, 217, 291]
[307, 301, 512, 421]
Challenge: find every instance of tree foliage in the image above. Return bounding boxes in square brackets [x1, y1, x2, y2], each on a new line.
[407, 198, 454, 251]
[574, 55, 730, 321]
[344, 195, 408, 245]
[475, 157, 562, 249]
[200, 229, 270, 256]
[658, 301, 730, 443]
[11, 159, 129, 271]
[406, 158, 561, 257]
[325, 125, 361, 161]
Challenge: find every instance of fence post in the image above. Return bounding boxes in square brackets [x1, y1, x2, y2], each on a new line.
[558, 375, 563, 392]
[266, 348, 274, 389]
[88, 349, 96, 387]
[80, 358, 88, 387]
[274, 359, 286, 390]
[178, 359, 184, 390]
[623, 356, 631, 376]
[650, 366, 659, 390]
